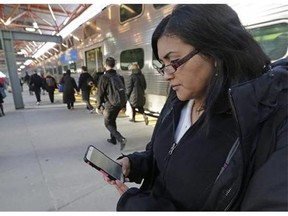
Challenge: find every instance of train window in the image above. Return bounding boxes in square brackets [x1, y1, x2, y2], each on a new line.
[120, 4, 143, 23]
[153, 4, 168, 9]
[85, 47, 103, 74]
[120, 48, 144, 70]
[84, 20, 97, 39]
[63, 65, 68, 72]
[69, 62, 76, 72]
[248, 22, 288, 61]
[57, 65, 62, 74]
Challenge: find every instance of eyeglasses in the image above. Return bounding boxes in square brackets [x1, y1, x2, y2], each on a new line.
[153, 49, 200, 76]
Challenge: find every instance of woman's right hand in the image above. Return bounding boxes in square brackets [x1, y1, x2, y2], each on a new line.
[118, 157, 131, 181]
[101, 156, 131, 196]
[101, 156, 131, 183]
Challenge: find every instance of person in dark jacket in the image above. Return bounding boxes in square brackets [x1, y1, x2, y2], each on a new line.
[92, 66, 105, 88]
[96, 57, 127, 150]
[45, 74, 57, 103]
[0, 82, 5, 116]
[63, 70, 79, 110]
[24, 71, 33, 95]
[101, 5, 288, 211]
[126, 63, 149, 125]
[29, 71, 43, 105]
[78, 66, 95, 113]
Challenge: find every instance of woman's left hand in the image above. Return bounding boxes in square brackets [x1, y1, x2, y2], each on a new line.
[114, 180, 129, 195]
[103, 174, 129, 196]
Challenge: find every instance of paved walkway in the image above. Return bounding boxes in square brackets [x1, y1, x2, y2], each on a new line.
[0, 85, 157, 211]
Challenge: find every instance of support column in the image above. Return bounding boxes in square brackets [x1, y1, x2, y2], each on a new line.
[0, 29, 62, 110]
[0, 30, 24, 109]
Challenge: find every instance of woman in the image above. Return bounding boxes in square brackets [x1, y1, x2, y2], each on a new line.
[62, 70, 79, 110]
[103, 5, 287, 210]
[126, 63, 149, 125]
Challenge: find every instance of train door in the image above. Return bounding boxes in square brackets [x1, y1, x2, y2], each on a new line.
[85, 47, 104, 74]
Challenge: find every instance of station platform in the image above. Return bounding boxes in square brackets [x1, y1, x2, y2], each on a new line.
[0, 85, 157, 211]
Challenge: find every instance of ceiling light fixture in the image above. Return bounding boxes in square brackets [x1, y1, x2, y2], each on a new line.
[24, 27, 36, 32]
[32, 4, 108, 59]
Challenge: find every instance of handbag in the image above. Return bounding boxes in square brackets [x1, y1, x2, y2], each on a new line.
[59, 83, 64, 92]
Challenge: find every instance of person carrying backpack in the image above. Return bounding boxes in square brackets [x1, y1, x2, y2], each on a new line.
[45, 74, 57, 103]
[96, 57, 127, 150]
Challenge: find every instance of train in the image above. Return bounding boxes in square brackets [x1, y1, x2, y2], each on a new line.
[30, 4, 288, 116]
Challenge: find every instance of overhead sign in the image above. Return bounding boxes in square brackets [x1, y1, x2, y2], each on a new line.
[60, 49, 78, 63]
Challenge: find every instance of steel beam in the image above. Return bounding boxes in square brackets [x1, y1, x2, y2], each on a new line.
[0, 29, 62, 109]
[0, 56, 35, 61]
[0, 30, 62, 43]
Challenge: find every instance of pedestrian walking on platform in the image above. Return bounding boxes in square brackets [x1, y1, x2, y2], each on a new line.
[126, 63, 149, 125]
[96, 57, 127, 150]
[0, 82, 5, 117]
[63, 70, 79, 110]
[78, 66, 95, 113]
[29, 71, 43, 105]
[45, 74, 57, 103]
[24, 71, 33, 95]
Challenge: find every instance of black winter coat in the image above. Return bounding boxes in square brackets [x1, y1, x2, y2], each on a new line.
[117, 59, 288, 211]
[126, 69, 147, 107]
[78, 72, 93, 91]
[63, 75, 78, 103]
[29, 73, 43, 89]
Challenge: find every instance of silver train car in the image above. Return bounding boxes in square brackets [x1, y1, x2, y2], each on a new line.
[35, 4, 288, 116]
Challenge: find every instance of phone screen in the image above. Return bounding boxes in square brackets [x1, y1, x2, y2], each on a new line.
[84, 145, 124, 182]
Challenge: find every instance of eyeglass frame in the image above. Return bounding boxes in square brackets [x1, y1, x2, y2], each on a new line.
[153, 49, 200, 76]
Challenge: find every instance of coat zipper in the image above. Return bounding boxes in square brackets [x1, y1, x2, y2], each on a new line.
[222, 88, 243, 210]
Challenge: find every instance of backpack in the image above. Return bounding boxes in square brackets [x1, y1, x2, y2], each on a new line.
[46, 77, 55, 87]
[107, 74, 127, 107]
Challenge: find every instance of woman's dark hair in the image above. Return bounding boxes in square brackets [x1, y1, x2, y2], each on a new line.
[152, 4, 270, 114]
[105, 57, 116, 68]
[66, 69, 71, 75]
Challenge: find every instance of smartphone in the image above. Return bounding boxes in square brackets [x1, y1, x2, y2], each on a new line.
[84, 145, 125, 182]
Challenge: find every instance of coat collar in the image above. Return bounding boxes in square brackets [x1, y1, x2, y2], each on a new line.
[229, 59, 288, 139]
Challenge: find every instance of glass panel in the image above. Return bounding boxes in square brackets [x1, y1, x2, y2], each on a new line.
[249, 23, 288, 61]
[120, 48, 144, 70]
[84, 20, 97, 39]
[95, 47, 104, 72]
[63, 65, 68, 72]
[85, 49, 96, 74]
[85, 47, 103, 74]
[57, 65, 62, 74]
[120, 4, 143, 23]
[69, 62, 76, 71]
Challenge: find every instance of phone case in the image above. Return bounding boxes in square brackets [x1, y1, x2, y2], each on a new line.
[83, 145, 124, 182]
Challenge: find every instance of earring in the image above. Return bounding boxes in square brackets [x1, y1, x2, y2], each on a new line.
[214, 67, 219, 77]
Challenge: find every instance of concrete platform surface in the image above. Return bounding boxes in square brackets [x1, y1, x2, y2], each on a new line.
[0, 86, 157, 211]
